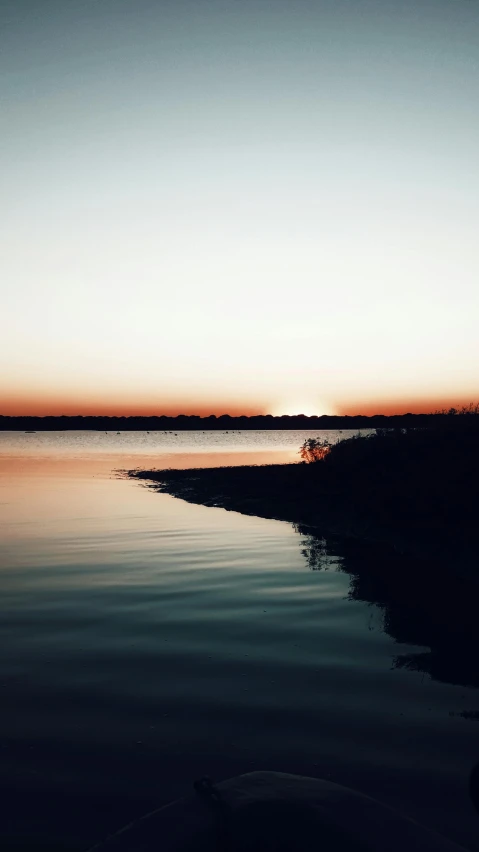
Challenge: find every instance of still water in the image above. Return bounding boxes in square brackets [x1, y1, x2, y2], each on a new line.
[1, 431, 478, 850]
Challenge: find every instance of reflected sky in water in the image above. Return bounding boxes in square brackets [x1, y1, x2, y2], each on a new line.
[0, 433, 478, 851]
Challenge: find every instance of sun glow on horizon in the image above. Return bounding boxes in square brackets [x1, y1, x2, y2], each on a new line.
[270, 400, 335, 418]
[1, 2, 478, 413]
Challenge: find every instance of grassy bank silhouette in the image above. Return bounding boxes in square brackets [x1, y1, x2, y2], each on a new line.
[130, 409, 479, 563]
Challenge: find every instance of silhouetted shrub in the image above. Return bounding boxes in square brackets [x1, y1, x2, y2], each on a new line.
[299, 437, 332, 462]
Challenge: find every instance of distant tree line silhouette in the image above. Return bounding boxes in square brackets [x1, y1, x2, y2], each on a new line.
[1, 408, 477, 431]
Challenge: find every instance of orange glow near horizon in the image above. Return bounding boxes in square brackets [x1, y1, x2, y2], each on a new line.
[336, 397, 479, 417]
[2, 392, 477, 418]
[2, 2, 478, 428]
[0, 393, 267, 419]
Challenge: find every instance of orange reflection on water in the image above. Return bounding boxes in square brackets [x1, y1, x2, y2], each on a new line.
[0, 450, 295, 480]
[0, 448, 294, 565]
[0, 445, 298, 554]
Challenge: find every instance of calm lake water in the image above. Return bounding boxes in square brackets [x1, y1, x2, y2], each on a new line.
[1, 431, 478, 851]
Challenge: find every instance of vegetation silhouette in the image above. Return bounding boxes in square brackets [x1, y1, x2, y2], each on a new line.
[299, 437, 332, 462]
[1, 409, 477, 431]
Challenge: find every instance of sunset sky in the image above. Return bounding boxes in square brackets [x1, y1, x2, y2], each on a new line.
[2, 0, 478, 417]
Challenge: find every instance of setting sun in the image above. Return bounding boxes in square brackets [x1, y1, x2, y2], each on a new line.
[270, 400, 335, 418]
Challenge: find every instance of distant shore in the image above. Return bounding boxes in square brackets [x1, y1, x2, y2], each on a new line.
[0, 412, 466, 431]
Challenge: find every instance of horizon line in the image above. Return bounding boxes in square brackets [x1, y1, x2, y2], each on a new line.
[0, 410, 470, 420]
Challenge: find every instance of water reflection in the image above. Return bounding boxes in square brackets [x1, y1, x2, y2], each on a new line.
[297, 532, 341, 572]
[295, 524, 479, 692]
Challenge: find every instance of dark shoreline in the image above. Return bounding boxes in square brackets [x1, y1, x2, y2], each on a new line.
[128, 453, 479, 694]
[128, 460, 477, 568]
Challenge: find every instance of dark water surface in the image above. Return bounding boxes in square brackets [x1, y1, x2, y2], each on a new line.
[1, 432, 478, 850]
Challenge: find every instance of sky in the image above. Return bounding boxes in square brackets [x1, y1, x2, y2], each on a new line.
[1, 0, 478, 416]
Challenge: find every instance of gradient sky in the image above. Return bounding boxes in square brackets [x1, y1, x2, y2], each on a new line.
[2, 0, 478, 416]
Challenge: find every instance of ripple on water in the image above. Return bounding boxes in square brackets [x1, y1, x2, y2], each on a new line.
[0, 438, 478, 850]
